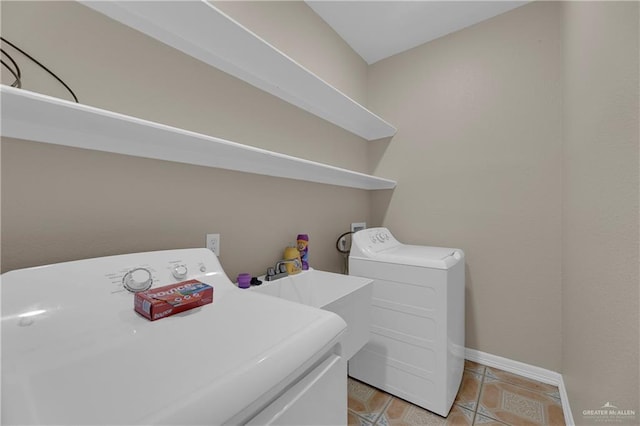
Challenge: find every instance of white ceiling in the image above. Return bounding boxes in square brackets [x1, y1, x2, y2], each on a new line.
[306, 1, 530, 64]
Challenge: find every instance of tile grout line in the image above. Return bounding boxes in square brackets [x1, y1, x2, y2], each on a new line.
[471, 366, 486, 425]
[352, 363, 562, 426]
[484, 366, 564, 407]
[348, 388, 393, 425]
[479, 364, 549, 426]
[351, 406, 376, 425]
[351, 408, 374, 425]
[372, 397, 393, 426]
[459, 365, 484, 424]
[478, 365, 512, 425]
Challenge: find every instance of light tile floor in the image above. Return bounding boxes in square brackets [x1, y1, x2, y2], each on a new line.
[348, 361, 565, 426]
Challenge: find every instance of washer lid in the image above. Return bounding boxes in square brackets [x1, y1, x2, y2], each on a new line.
[1, 249, 346, 425]
[373, 244, 463, 269]
[350, 227, 464, 269]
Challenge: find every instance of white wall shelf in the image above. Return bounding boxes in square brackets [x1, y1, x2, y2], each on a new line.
[80, 0, 397, 141]
[0, 86, 397, 190]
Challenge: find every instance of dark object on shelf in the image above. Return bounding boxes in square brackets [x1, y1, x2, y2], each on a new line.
[1, 37, 78, 103]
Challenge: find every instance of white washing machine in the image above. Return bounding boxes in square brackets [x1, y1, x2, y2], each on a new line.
[348, 228, 465, 417]
[1, 248, 347, 425]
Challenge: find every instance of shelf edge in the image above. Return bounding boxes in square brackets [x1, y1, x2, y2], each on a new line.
[79, 0, 397, 141]
[1, 86, 396, 190]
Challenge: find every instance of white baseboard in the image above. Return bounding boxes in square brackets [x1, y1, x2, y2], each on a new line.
[465, 348, 575, 426]
[464, 348, 562, 385]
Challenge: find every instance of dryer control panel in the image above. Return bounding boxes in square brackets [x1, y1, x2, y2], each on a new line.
[105, 256, 214, 295]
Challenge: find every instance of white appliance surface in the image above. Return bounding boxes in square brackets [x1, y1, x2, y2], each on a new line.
[1, 248, 346, 425]
[348, 228, 465, 417]
[349, 227, 462, 269]
[250, 269, 373, 360]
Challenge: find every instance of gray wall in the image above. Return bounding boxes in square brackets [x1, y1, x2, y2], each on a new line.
[368, 2, 564, 371]
[561, 1, 639, 422]
[0, 1, 373, 280]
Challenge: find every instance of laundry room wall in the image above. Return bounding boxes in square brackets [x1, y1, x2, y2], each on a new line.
[213, 0, 368, 106]
[561, 1, 639, 420]
[367, 1, 563, 371]
[0, 1, 373, 279]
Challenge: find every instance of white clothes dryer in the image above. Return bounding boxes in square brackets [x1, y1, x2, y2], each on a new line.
[349, 228, 465, 417]
[1, 248, 346, 425]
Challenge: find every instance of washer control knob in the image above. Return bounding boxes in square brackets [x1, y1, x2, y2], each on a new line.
[123, 268, 153, 292]
[171, 264, 188, 280]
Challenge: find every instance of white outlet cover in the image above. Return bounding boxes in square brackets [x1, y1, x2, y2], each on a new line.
[206, 233, 220, 256]
[351, 222, 366, 233]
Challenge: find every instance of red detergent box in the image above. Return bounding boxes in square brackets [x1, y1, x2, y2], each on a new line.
[134, 279, 213, 321]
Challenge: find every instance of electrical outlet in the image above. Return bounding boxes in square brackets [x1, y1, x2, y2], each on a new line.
[351, 222, 367, 233]
[206, 233, 220, 256]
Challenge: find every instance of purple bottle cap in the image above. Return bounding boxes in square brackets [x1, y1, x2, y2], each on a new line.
[237, 273, 252, 289]
[297, 234, 309, 241]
